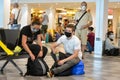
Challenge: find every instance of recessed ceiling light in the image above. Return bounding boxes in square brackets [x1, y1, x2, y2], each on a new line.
[56, 3, 58, 5]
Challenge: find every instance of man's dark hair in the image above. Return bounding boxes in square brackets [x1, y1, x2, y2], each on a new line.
[88, 27, 94, 31]
[66, 24, 75, 31]
[81, 1, 87, 6]
[31, 20, 41, 26]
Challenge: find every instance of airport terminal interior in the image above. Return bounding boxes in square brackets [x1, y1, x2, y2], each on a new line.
[0, 0, 120, 80]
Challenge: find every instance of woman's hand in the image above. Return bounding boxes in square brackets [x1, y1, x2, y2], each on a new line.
[38, 50, 43, 57]
[30, 53, 35, 61]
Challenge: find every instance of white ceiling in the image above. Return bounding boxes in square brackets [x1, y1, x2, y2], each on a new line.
[10, 0, 120, 11]
[19, 2, 120, 10]
[11, 0, 120, 3]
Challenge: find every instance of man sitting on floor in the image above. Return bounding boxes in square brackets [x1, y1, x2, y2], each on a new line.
[47, 24, 82, 77]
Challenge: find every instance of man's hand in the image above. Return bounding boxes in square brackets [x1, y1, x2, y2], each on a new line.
[30, 53, 35, 61]
[58, 60, 65, 65]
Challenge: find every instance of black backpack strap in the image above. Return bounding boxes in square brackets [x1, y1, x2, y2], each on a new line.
[16, 9, 21, 21]
[75, 11, 87, 29]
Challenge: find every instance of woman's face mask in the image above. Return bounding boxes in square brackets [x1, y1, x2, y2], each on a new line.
[109, 34, 114, 39]
[81, 6, 87, 11]
[31, 28, 39, 33]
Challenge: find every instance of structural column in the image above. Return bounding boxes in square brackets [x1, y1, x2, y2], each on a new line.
[114, 9, 120, 38]
[118, 9, 120, 38]
[0, 0, 10, 29]
[46, 8, 56, 30]
[113, 9, 118, 38]
[20, 4, 31, 29]
[45, 8, 56, 36]
[94, 0, 108, 58]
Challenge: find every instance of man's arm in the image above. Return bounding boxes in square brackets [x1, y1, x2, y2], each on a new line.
[64, 49, 79, 62]
[58, 49, 79, 65]
[51, 42, 60, 53]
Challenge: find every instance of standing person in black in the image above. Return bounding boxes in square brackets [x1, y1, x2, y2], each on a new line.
[18, 20, 48, 61]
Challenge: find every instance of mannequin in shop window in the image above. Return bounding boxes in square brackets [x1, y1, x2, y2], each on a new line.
[105, 31, 120, 56]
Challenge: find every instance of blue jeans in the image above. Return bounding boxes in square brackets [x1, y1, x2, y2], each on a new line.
[87, 41, 93, 52]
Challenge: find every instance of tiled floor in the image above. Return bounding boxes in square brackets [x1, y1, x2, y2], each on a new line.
[0, 44, 120, 80]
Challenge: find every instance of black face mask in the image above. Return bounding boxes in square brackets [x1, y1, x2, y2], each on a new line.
[65, 32, 72, 38]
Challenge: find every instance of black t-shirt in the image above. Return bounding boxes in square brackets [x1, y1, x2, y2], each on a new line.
[18, 25, 41, 46]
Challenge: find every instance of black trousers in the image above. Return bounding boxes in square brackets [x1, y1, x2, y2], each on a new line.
[27, 44, 48, 58]
[105, 48, 120, 56]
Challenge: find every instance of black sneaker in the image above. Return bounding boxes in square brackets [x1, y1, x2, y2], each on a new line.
[89, 51, 92, 54]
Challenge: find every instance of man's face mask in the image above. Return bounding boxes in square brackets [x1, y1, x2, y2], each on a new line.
[65, 31, 72, 38]
[81, 6, 87, 11]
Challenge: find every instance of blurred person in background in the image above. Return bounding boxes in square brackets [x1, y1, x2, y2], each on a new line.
[41, 11, 49, 41]
[86, 27, 95, 54]
[18, 20, 48, 61]
[9, 3, 21, 29]
[74, 1, 92, 58]
[105, 31, 120, 56]
[47, 24, 82, 78]
[63, 19, 69, 30]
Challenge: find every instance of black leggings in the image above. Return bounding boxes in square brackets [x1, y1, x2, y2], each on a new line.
[27, 44, 48, 58]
